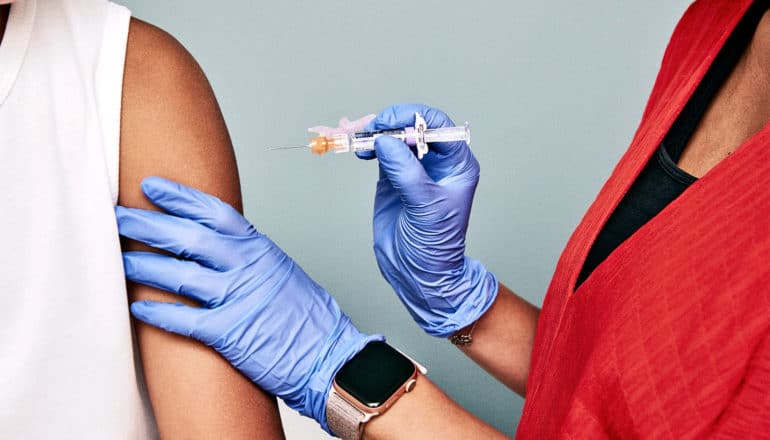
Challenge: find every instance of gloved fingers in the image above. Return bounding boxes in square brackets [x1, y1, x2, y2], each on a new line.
[359, 104, 454, 160]
[370, 103, 454, 131]
[123, 252, 226, 307]
[355, 150, 377, 160]
[116, 206, 239, 270]
[373, 163, 398, 217]
[374, 135, 435, 206]
[140, 177, 256, 237]
[130, 300, 206, 340]
[363, 117, 377, 132]
[370, 103, 469, 162]
[419, 139, 478, 184]
[355, 118, 379, 160]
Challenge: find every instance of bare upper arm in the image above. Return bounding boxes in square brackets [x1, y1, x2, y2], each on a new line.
[119, 17, 284, 438]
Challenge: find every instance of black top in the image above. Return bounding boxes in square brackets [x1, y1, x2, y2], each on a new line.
[576, 0, 768, 287]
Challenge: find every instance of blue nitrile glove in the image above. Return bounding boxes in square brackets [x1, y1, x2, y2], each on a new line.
[116, 177, 383, 433]
[357, 104, 498, 337]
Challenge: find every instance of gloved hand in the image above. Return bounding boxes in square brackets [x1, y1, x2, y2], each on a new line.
[357, 104, 498, 337]
[116, 177, 382, 433]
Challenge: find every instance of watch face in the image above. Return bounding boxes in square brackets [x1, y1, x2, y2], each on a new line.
[335, 341, 416, 409]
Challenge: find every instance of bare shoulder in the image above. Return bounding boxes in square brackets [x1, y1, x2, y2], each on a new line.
[120, 17, 241, 210]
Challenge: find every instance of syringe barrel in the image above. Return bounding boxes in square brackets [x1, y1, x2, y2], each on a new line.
[345, 122, 470, 153]
[350, 136, 376, 152]
[424, 123, 470, 144]
[349, 130, 407, 153]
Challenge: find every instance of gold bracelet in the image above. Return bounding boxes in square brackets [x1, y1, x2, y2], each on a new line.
[448, 319, 479, 347]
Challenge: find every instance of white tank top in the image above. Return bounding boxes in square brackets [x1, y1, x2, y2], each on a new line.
[0, 0, 158, 437]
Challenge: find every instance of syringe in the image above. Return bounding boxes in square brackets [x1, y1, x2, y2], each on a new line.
[266, 113, 470, 160]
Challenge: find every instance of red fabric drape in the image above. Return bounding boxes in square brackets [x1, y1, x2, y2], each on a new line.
[516, 1, 770, 438]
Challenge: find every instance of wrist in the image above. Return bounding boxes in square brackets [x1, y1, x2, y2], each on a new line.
[422, 258, 498, 338]
[325, 341, 427, 439]
[450, 284, 539, 395]
[448, 316, 481, 347]
[289, 314, 384, 433]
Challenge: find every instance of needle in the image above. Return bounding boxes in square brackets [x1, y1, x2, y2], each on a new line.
[264, 145, 310, 151]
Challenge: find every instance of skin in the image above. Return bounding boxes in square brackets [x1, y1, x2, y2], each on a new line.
[678, 10, 770, 177]
[365, 374, 509, 440]
[453, 284, 539, 396]
[365, 285, 537, 439]
[119, 18, 284, 438]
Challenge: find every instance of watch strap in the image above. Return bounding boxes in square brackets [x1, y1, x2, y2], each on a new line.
[327, 388, 371, 440]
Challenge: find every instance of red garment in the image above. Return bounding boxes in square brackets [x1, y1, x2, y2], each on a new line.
[516, 1, 770, 438]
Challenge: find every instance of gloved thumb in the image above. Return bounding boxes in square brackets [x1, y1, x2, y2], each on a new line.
[375, 135, 433, 206]
[130, 300, 204, 339]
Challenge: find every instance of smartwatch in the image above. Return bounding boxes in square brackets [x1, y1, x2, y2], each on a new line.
[326, 341, 427, 440]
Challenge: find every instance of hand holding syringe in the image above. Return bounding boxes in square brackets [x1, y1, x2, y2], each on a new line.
[266, 112, 470, 159]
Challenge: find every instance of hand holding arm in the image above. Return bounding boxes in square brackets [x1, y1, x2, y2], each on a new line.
[116, 177, 511, 438]
[117, 177, 381, 432]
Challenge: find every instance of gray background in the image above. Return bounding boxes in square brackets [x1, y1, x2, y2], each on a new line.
[121, 1, 692, 437]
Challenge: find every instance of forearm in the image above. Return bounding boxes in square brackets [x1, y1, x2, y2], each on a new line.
[454, 283, 539, 396]
[364, 375, 508, 440]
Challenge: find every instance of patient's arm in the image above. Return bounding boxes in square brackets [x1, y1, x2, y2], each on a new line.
[119, 18, 284, 438]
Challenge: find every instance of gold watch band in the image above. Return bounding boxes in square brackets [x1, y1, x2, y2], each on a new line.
[327, 388, 370, 440]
